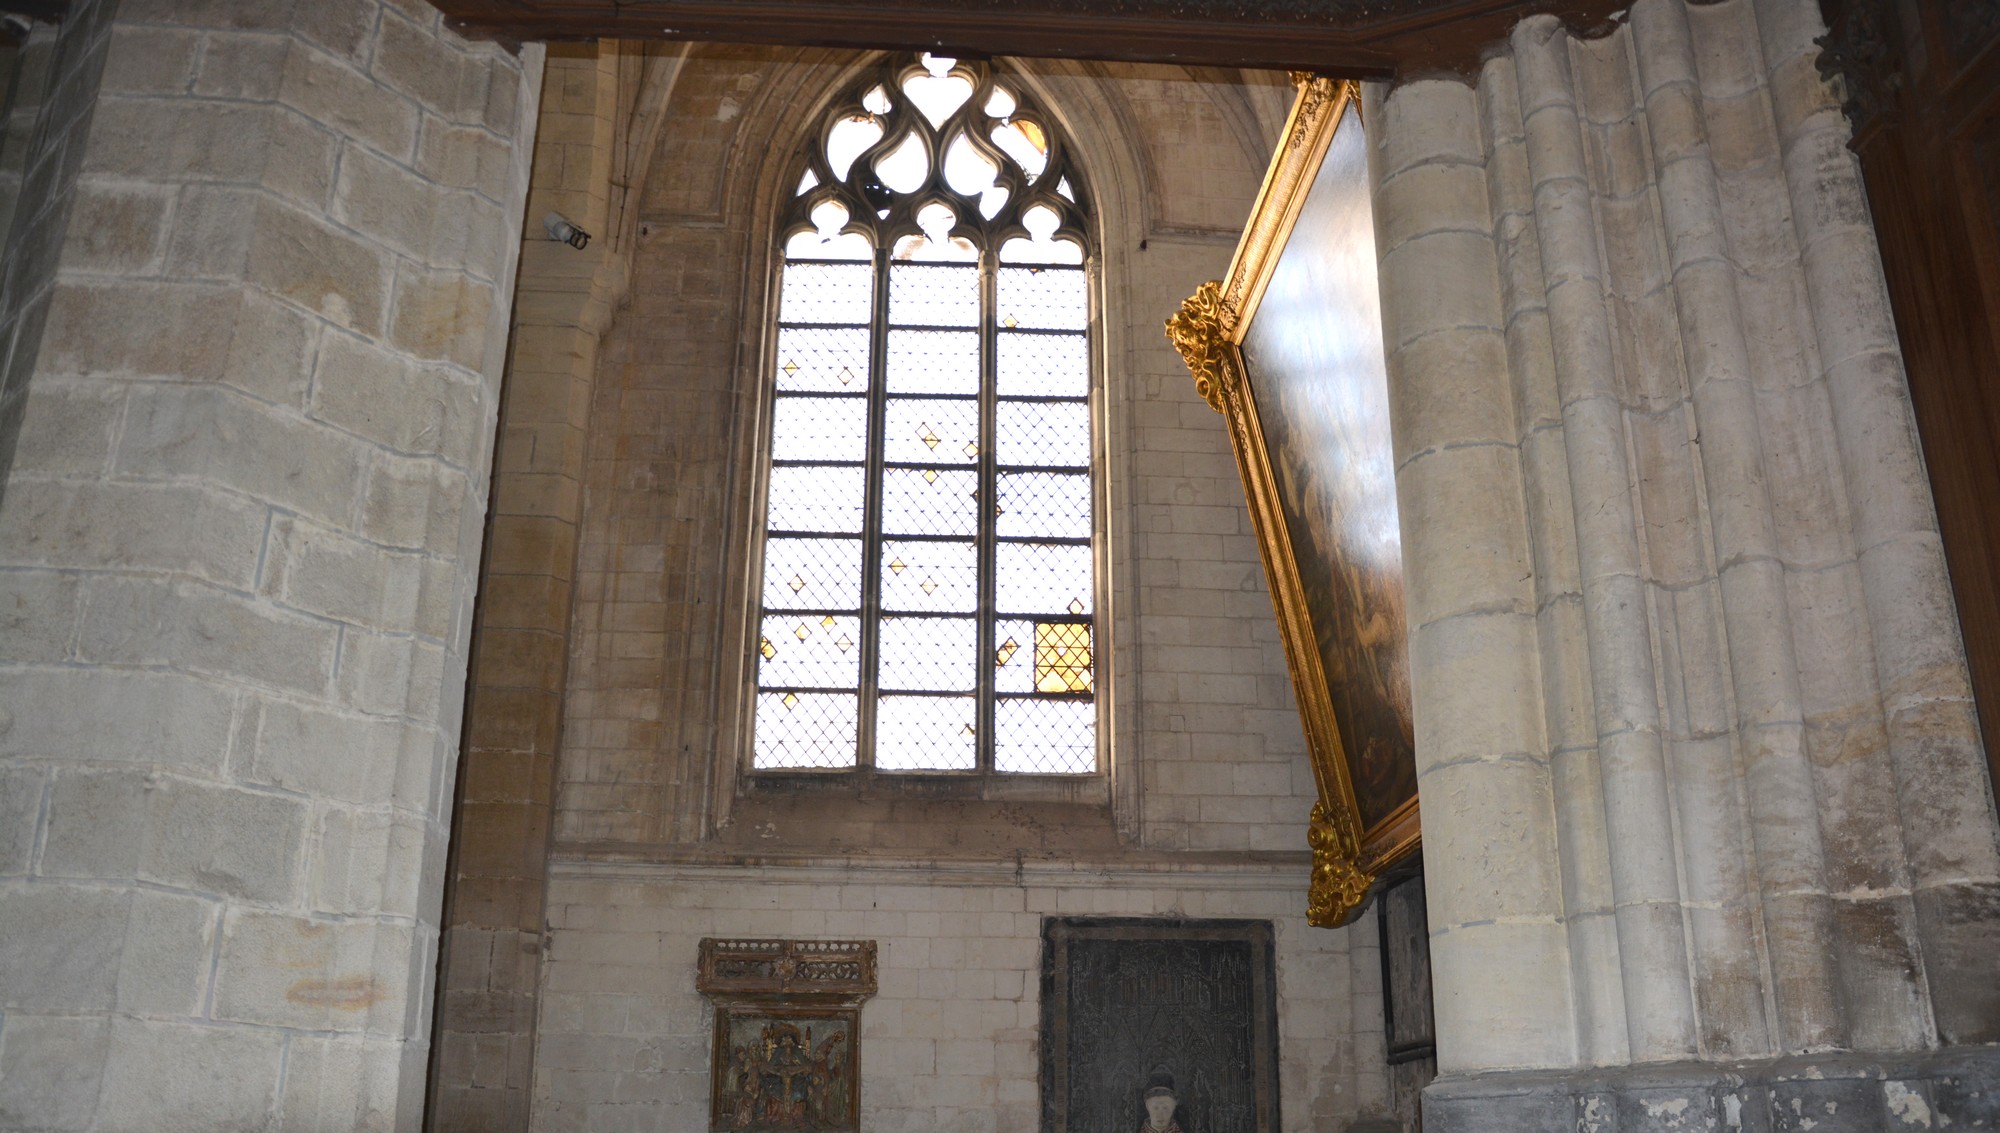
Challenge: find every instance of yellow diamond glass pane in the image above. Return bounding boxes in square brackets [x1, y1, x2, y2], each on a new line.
[1033, 622, 1093, 694]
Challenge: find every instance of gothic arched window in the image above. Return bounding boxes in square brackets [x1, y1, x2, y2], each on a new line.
[752, 55, 1097, 776]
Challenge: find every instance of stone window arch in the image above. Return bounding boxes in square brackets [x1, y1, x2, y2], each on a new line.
[749, 53, 1101, 776]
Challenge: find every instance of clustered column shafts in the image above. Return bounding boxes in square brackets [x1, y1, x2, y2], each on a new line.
[1752, 0, 2000, 1046]
[1509, 13, 1702, 1063]
[1474, 53, 1629, 1070]
[1626, 0, 1839, 1053]
[1375, 0, 2000, 1078]
[1365, 77, 1577, 1072]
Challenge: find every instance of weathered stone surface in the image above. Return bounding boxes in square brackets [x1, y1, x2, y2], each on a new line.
[1378, 0, 1996, 1083]
[0, 2, 542, 1128]
[1424, 1049, 2000, 1133]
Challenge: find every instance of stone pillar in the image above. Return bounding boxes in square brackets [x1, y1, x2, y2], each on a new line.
[429, 40, 680, 1133]
[1370, 0, 2000, 1128]
[0, 2, 540, 1129]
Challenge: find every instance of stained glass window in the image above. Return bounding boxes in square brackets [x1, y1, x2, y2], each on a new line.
[753, 54, 1096, 776]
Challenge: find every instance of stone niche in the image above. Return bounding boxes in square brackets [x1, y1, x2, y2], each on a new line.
[697, 938, 880, 1133]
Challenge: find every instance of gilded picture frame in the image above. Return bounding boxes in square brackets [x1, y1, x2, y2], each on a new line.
[1166, 77, 1418, 927]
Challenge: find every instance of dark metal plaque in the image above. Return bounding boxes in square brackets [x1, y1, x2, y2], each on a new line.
[1040, 918, 1280, 1133]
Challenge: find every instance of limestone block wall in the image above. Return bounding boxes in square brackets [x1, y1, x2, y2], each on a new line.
[450, 46, 1382, 1133]
[550, 48, 1316, 854]
[429, 39, 690, 1132]
[0, 2, 541, 1128]
[1367, 0, 2000, 1080]
[530, 865, 1384, 1133]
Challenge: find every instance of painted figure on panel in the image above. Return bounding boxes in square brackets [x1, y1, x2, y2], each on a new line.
[1235, 99, 1416, 834]
[720, 1018, 852, 1131]
[1142, 1069, 1188, 1133]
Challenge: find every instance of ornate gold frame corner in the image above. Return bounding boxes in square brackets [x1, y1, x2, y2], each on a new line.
[1165, 77, 1416, 929]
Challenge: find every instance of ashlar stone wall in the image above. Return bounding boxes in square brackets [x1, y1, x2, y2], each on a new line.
[447, 45, 1390, 1133]
[431, 38, 688, 1133]
[0, 2, 541, 1128]
[533, 865, 1382, 1133]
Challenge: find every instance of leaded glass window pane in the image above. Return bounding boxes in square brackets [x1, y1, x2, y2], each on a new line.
[751, 54, 1096, 775]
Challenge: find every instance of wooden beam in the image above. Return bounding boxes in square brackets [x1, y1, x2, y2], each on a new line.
[0, 0, 70, 23]
[430, 0, 1627, 76]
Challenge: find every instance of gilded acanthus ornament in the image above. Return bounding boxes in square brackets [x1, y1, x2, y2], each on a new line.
[1164, 280, 1237, 414]
[1306, 802, 1371, 927]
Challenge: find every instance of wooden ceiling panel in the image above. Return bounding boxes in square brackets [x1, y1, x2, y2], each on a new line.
[431, 0, 1629, 76]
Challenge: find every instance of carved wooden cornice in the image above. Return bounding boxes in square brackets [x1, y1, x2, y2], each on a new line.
[434, 0, 1630, 76]
[1815, 0, 1901, 138]
[697, 938, 879, 1003]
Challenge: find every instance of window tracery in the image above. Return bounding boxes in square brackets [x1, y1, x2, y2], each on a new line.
[752, 55, 1098, 776]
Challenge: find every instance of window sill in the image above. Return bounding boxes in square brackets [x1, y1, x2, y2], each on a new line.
[742, 767, 1109, 806]
[724, 773, 1122, 856]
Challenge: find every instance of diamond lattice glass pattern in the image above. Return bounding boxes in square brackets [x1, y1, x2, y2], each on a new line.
[877, 615, 976, 691]
[996, 332, 1089, 397]
[881, 467, 977, 537]
[992, 619, 1034, 693]
[780, 262, 874, 325]
[997, 471, 1091, 539]
[766, 465, 865, 534]
[1033, 622, 1093, 693]
[771, 396, 868, 463]
[997, 400, 1089, 467]
[755, 692, 858, 769]
[761, 537, 863, 611]
[758, 614, 861, 688]
[880, 540, 977, 613]
[875, 694, 977, 771]
[989, 618, 1092, 698]
[883, 398, 979, 465]
[889, 264, 978, 326]
[995, 542, 1092, 616]
[996, 267, 1087, 330]
[994, 696, 1094, 773]
[756, 62, 1102, 775]
[776, 327, 871, 392]
[886, 329, 980, 395]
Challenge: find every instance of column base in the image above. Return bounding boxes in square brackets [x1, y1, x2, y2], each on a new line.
[1424, 1047, 2000, 1133]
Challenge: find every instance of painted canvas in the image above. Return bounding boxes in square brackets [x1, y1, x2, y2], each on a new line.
[1166, 78, 1418, 924]
[1234, 95, 1414, 834]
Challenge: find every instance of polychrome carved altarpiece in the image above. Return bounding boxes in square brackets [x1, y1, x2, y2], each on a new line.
[698, 939, 879, 1133]
[1167, 77, 1419, 927]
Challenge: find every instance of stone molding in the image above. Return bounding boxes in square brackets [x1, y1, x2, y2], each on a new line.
[1424, 1047, 2000, 1133]
[548, 852, 1314, 890]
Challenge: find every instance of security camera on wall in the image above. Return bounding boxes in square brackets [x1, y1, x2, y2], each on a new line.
[543, 211, 590, 249]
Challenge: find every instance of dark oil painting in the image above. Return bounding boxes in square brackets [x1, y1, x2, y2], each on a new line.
[1235, 97, 1415, 833]
[711, 1008, 858, 1132]
[1040, 918, 1280, 1133]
